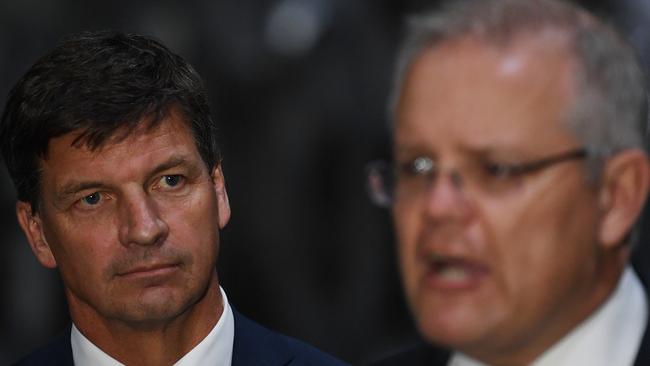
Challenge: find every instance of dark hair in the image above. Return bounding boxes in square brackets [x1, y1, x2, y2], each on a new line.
[0, 30, 221, 211]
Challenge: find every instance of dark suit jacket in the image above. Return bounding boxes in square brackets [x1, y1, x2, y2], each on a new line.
[12, 309, 348, 366]
[371, 267, 650, 366]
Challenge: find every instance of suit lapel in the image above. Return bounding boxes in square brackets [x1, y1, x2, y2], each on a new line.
[29, 326, 74, 366]
[231, 309, 294, 366]
[56, 328, 74, 366]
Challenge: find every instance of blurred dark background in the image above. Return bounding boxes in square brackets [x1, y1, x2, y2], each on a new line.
[1, 0, 649, 364]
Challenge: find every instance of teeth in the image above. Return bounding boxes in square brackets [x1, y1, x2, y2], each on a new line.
[437, 265, 469, 281]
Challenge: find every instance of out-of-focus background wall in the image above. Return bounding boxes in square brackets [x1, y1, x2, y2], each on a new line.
[0, 0, 649, 364]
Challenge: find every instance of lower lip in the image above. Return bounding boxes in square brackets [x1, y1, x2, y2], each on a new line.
[422, 264, 488, 291]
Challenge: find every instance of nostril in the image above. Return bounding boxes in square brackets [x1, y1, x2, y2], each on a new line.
[126, 218, 168, 246]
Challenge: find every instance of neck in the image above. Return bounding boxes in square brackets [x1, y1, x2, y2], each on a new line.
[68, 274, 223, 366]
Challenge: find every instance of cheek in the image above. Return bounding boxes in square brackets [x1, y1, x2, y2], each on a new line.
[44, 221, 115, 292]
[484, 183, 600, 305]
[162, 189, 221, 261]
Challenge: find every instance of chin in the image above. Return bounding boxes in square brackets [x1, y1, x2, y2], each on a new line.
[411, 295, 496, 352]
[419, 320, 485, 350]
[116, 288, 198, 325]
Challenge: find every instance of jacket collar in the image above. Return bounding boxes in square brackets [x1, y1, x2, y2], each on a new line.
[231, 308, 295, 366]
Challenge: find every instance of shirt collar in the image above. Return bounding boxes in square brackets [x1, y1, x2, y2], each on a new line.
[449, 266, 648, 366]
[71, 286, 235, 366]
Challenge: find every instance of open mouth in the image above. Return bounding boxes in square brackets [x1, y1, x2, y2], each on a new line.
[423, 255, 488, 290]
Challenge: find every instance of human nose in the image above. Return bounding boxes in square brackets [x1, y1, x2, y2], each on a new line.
[423, 169, 472, 222]
[118, 192, 169, 246]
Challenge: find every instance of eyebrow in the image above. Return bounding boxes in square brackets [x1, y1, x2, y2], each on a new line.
[57, 181, 106, 202]
[55, 154, 200, 202]
[146, 155, 197, 180]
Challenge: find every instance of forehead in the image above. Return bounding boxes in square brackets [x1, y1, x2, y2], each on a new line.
[40, 111, 201, 187]
[395, 33, 580, 154]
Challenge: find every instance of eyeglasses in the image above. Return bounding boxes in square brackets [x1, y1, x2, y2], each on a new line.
[366, 148, 588, 207]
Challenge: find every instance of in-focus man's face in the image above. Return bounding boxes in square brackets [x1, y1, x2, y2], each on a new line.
[393, 35, 608, 360]
[20, 108, 230, 325]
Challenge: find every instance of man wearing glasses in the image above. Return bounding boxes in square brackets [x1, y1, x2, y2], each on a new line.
[368, 0, 650, 365]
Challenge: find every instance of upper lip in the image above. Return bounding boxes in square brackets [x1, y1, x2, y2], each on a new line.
[426, 254, 489, 273]
[417, 244, 488, 271]
[118, 262, 179, 276]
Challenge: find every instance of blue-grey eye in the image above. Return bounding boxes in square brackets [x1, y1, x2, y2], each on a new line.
[158, 175, 186, 190]
[164, 175, 182, 187]
[81, 192, 101, 205]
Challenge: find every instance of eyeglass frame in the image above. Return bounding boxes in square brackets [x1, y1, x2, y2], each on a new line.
[366, 148, 589, 208]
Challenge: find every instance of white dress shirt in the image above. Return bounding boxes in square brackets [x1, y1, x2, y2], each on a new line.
[449, 266, 648, 366]
[71, 287, 235, 366]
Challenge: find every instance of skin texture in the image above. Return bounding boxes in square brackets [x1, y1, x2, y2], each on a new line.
[392, 33, 648, 365]
[17, 108, 231, 365]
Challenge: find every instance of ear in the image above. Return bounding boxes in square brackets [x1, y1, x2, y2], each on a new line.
[598, 149, 650, 248]
[211, 165, 231, 229]
[16, 201, 57, 268]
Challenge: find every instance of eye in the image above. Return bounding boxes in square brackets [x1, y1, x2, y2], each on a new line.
[483, 162, 515, 179]
[398, 157, 434, 176]
[157, 175, 186, 190]
[75, 192, 106, 210]
[81, 192, 102, 205]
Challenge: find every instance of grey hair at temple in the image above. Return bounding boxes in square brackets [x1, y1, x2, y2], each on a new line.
[389, 0, 648, 158]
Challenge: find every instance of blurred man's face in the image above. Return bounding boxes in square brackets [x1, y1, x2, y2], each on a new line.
[18, 108, 230, 327]
[393, 35, 611, 362]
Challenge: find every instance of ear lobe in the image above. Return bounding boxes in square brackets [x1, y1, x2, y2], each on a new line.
[598, 150, 650, 248]
[16, 201, 57, 268]
[211, 165, 231, 230]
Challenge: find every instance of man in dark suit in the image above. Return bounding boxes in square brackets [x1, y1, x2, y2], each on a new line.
[366, 0, 650, 364]
[1, 30, 347, 366]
